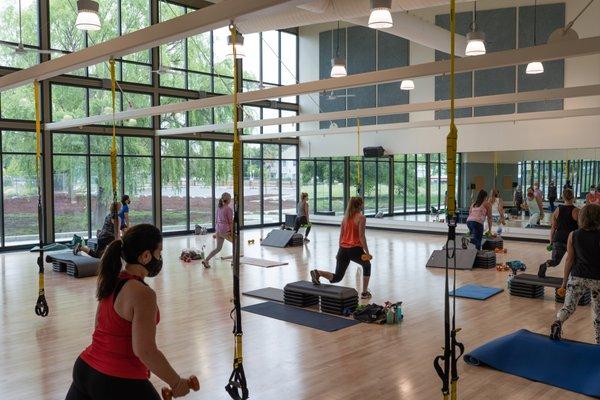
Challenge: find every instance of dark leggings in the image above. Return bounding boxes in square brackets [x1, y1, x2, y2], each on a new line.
[330, 246, 371, 283]
[467, 220, 484, 250]
[66, 357, 160, 400]
[294, 216, 311, 237]
[547, 241, 567, 267]
[88, 237, 113, 259]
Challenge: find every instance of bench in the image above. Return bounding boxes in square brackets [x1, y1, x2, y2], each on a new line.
[509, 274, 590, 305]
[314, 211, 335, 216]
[284, 281, 358, 315]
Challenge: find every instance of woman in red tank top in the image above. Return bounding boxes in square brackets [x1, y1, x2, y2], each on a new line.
[310, 197, 373, 299]
[66, 224, 194, 400]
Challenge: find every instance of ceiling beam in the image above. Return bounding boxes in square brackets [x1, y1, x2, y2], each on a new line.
[156, 84, 600, 135]
[0, 0, 303, 92]
[238, 107, 600, 141]
[45, 36, 600, 131]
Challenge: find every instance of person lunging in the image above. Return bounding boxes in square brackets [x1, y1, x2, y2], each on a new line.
[310, 197, 372, 299]
[202, 193, 233, 268]
[74, 202, 121, 259]
[294, 192, 311, 242]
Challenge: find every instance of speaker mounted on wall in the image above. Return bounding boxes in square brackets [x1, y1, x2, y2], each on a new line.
[363, 146, 385, 157]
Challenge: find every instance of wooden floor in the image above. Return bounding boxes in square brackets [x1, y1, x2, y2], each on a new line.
[0, 226, 595, 399]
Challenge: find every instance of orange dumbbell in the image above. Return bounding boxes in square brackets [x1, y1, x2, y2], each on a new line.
[361, 253, 373, 261]
[162, 376, 200, 400]
[557, 287, 566, 298]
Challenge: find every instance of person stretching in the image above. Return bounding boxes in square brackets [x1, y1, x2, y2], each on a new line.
[119, 194, 131, 233]
[466, 190, 492, 250]
[202, 193, 233, 268]
[294, 192, 311, 242]
[538, 188, 579, 278]
[65, 224, 193, 400]
[522, 187, 544, 226]
[74, 202, 121, 258]
[550, 204, 600, 342]
[310, 196, 372, 299]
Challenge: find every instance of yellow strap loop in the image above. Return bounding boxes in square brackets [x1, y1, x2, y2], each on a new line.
[109, 59, 118, 205]
[446, 0, 458, 218]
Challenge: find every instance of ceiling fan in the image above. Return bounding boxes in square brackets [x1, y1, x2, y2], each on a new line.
[0, 0, 62, 56]
[151, 65, 185, 75]
[326, 90, 355, 100]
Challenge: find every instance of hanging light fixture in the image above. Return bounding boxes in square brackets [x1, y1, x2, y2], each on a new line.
[526, 0, 544, 74]
[330, 21, 347, 78]
[465, 1, 486, 56]
[76, 0, 101, 31]
[368, 0, 393, 29]
[227, 29, 245, 59]
[400, 80, 415, 90]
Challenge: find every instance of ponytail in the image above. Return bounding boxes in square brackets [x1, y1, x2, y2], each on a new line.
[218, 198, 224, 208]
[96, 239, 124, 300]
[218, 192, 232, 208]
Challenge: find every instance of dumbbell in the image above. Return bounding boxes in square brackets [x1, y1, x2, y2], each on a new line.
[247, 239, 255, 245]
[557, 287, 566, 297]
[361, 253, 373, 261]
[161, 376, 200, 400]
[547, 244, 553, 252]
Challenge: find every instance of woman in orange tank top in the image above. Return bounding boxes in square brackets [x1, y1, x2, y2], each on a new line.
[310, 197, 372, 299]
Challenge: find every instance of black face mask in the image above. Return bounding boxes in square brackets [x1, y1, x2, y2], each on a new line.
[143, 255, 163, 277]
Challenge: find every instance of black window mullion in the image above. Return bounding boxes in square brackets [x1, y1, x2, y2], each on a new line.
[86, 135, 92, 239]
[0, 131, 4, 247]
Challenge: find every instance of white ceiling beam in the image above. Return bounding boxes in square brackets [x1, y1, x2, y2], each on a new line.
[156, 84, 600, 135]
[45, 36, 600, 131]
[239, 107, 600, 141]
[0, 0, 302, 92]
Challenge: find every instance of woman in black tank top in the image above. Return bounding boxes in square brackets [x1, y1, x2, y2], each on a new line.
[550, 204, 600, 342]
[538, 189, 579, 278]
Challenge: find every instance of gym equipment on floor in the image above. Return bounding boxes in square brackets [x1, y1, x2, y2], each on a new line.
[482, 235, 503, 250]
[426, 248, 477, 270]
[45, 252, 100, 278]
[161, 375, 200, 400]
[474, 250, 496, 269]
[221, 256, 287, 268]
[87, 238, 98, 252]
[450, 284, 503, 301]
[284, 281, 358, 315]
[260, 229, 303, 248]
[242, 288, 284, 303]
[242, 301, 359, 332]
[508, 274, 590, 305]
[464, 329, 600, 398]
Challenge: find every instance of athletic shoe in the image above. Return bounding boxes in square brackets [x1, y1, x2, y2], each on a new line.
[304, 237, 310, 243]
[361, 291, 372, 299]
[73, 243, 81, 256]
[310, 270, 320, 285]
[537, 262, 548, 278]
[550, 320, 562, 340]
[202, 260, 211, 269]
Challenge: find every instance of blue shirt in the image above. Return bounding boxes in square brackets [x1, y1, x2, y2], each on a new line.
[119, 203, 129, 228]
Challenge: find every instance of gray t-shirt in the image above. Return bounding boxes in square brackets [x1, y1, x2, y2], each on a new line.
[297, 201, 306, 217]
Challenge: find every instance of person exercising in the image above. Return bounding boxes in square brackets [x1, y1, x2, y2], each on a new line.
[202, 192, 233, 268]
[119, 195, 131, 233]
[586, 185, 600, 205]
[294, 192, 311, 242]
[522, 187, 544, 226]
[513, 185, 523, 217]
[550, 204, 600, 342]
[74, 202, 121, 258]
[65, 224, 193, 400]
[548, 181, 557, 212]
[538, 188, 579, 278]
[310, 196, 372, 299]
[466, 190, 492, 250]
[489, 188, 505, 226]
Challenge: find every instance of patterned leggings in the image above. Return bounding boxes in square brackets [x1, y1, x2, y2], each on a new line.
[556, 276, 600, 343]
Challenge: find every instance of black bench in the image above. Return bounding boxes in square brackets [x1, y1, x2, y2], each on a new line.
[314, 211, 335, 216]
[509, 274, 590, 305]
[284, 281, 358, 315]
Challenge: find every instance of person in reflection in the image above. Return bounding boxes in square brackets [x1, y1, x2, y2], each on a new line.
[310, 196, 372, 299]
[586, 185, 600, 205]
[538, 189, 579, 278]
[74, 202, 121, 259]
[488, 188, 505, 226]
[466, 190, 492, 250]
[513, 185, 524, 217]
[294, 192, 311, 242]
[65, 224, 192, 400]
[550, 204, 600, 342]
[548, 181, 557, 212]
[522, 187, 544, 227]
[202, 192, 233, 268]
[119, 195, 131, 234]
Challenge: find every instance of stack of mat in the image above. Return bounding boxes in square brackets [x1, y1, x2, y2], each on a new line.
[508, 274, 591, 305]
[321, 296, 358, 315]
[482, 236, 503, 250]
[508, 278, 545, 298]
[283, 291, 318, 307]
[289, 233, 304, 246]
[474, 250, 496, 269]
[46, 252, 100, 278]
[284, 281, 358, 315]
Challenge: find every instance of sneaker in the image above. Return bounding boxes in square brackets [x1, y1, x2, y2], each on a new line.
[73, 243, 82, 256]
[538, 262, 548, 278]
[202, 260, 211, 269]
[310, 270, 320, 285]
[304, 237, 310, 243]
[361, 291, 372, 299]
[550, 320, 562, 340]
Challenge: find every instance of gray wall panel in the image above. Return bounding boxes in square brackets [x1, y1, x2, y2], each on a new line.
[377, 31, 409, 124]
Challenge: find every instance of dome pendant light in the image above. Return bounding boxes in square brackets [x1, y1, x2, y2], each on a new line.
[400, 80, 415, 90]
[227, 29, 245, 59]
[368, 0, 393, 29]
[465, 1, 486, 56]
[526, 0, 544, 74]
[76, 0, 101, 31]
[330, 21, 347, 78]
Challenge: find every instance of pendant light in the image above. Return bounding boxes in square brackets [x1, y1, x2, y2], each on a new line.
[227, 29, 245, 59]
[526, 0, 544, 74]
[76, 0, 101, 31]
[400, 80, 415, 90]
[465, 1, 486, 56]
[368, 0, 393, 29]
[330, 21, 347, 78]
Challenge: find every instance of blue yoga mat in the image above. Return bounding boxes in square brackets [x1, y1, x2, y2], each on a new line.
[450, 284, 503, 300]
[465, 329, 600, 397]
[242, 301, 359, 332]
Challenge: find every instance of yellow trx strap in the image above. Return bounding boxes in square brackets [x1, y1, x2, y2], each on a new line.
[33, 80, 48, 317]
[493, 152, 498, 189]
[109, 59, 118, 235]
[356, 118, 361, 194]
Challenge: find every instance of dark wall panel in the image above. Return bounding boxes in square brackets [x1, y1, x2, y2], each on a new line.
[435, 11, 473, 120]
[474, 7, 516, 116]
[517, 3, 565, 113]
[347, 26, 376, 126]
[377, 31, 409, 124]
[319, 29, 347, 128]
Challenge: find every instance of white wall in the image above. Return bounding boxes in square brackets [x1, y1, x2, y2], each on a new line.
[297, 0, 600, 157]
